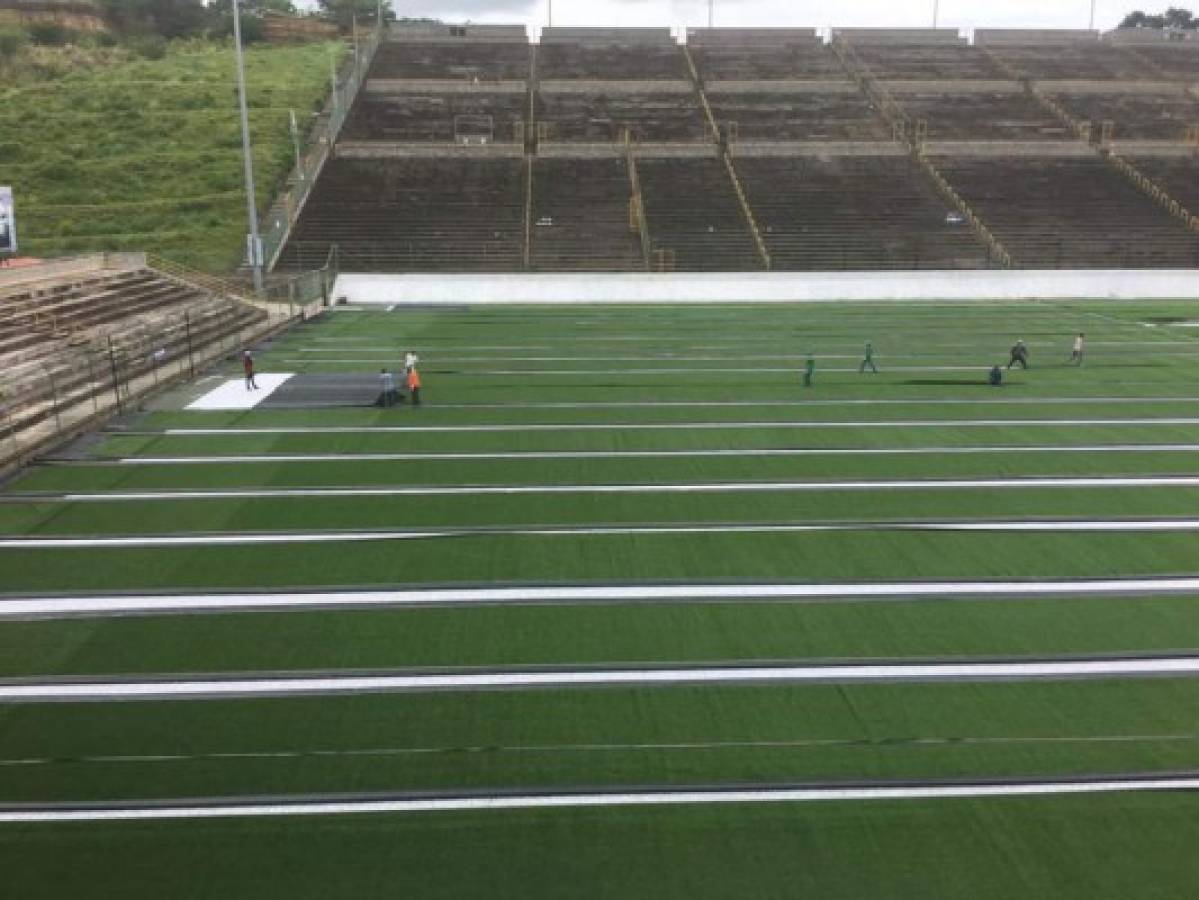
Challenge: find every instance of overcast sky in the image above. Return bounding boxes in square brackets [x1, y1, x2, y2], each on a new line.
[369, 0, 1151, 34]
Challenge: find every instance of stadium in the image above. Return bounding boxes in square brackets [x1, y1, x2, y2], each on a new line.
[2, 3, 1199, 896]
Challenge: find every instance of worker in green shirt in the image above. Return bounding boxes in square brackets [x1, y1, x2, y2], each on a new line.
[859, 340, 878, 374]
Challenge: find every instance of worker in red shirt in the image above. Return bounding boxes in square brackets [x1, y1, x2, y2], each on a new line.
[406, 366, 421, 406]
[243, 350, 258, 391]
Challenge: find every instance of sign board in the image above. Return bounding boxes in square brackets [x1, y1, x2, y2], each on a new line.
[0, 186, 16, 255]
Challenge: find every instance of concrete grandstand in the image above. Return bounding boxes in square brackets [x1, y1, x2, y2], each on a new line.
[275, 23, 1199, 275]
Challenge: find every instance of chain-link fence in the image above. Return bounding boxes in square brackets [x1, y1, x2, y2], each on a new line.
[261, 27, 383, 272]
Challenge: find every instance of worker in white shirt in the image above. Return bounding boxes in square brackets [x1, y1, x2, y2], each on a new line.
[1070, 333, 1085, 366]
[404, 350, 419, 374]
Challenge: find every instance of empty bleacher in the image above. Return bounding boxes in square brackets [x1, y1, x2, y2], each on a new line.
[687, 29, 848, 81]
[891, 87, 1070, 141]
[1127, 154, 1199, 212]
[343, 88, 527, 143]
[707, 85, 890, 142]
[280, 157, 525, 272]
[977, 31, 1158, 81]
[836, 30, 1005, 80]
[1048, 88, 1199, 141]
[537, 87, 709, 143]
[538, 29, 686, 80]
[531, 158, 644, 271]
[0, 262, 266, 442]
[1124, 43, 1199, 80]
[933, 154, 1199, 267]
[736, 154, 990, 270]
[637, 157, 760, 270]
[371, 39, 530, 81]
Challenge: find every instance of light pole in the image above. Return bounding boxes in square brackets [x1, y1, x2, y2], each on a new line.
[1088, 0, 1097, 30]
[231, 0, 263, 292]
[708, 0, 714, 28]
[933, 0, 940, 28]
[548, 0, 553, 28]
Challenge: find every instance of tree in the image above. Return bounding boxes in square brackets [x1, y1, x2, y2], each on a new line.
[317, 0, 394, 31]
[1120, 7, 1197, 29]
[209, 0, 298, 15]
[99, 0, 212, 38]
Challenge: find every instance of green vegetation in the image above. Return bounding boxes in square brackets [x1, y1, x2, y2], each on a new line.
[1, 38, 345, 269]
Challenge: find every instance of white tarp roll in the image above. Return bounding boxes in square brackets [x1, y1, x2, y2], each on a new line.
[0, 186, 16, 255]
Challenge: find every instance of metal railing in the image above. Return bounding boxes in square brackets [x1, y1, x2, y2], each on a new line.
[261, 26, 384, 273]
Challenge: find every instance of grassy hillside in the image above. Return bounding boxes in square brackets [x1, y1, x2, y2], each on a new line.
[0, 39, 346, 271]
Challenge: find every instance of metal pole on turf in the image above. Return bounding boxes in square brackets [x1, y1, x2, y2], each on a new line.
[232, 0, 264, 294]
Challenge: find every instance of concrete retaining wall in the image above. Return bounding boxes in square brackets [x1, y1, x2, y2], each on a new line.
[334, 269, 1199, 305]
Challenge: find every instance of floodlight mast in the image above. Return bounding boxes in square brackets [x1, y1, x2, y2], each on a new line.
[932, 0, 939, 28]
[1089, 0, 1097, 30]
[231, 0, 264, 293]
[708, 0, 714, 28]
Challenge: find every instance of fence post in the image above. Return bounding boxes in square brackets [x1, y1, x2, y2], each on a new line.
[185, 311, 195, 380]
[107, 337, 123, 415]
[47, 370, 62, 434]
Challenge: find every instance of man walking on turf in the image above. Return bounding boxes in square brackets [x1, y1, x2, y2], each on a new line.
[1007, 339, 1029, 370]
[379, 368, 396, 407]
[1071, 332, 1085, 366]
[859, 341, 878, 374]
[803, 353, 815, 388]
[404, 350, 419, 374]
[407, 365, 422, 406]
[243, 350, 258, 391]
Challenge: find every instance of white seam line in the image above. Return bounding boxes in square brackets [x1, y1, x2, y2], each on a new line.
[6, 655, 1199, 702]
[7, 577, 1199, 618]
[4, 777, 1199, 822]
[104, 445, 1199, 463]
[34, 477, 1199, 502]
[155, 419, 1199, 435]
[6, 520, 1199, 549]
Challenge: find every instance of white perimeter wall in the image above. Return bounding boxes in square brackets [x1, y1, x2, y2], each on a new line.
[333, 270, 1199, 305]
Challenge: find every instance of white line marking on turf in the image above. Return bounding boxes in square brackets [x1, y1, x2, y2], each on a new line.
[5, 577, 1199, 618]
[185, 375, 294, 411]
[5, 655, 1199, 703]
[156, 419, 1199, 435]
[418, 398, 1199, 410]
[106, 445, 1199, 464]
[7, 519, 1199, 549]
[36, 476, 1199, 503]
[4, 777, 1199, 822]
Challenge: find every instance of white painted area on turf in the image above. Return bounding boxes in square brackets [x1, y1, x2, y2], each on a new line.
[157, 418, 1199, 436]
[108, 445, 1199, 464]
[4, 776, 1199, 823]
[7, 577, 1199, 618]
[186, 374, 293, 411]
[334, 270, 1199, 305]
[5, 655, 1199, 703]
[44, 476, 1199, 503]
[6, 519, 1199, 549]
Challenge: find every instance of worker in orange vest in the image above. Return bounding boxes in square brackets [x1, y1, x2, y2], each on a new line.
[407, 366, 421, 406]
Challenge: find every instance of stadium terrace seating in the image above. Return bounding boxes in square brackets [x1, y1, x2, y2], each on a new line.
[1049, 90, 1199, 141]
[687, 29, 847, 81]
[933, 154, 1199, 267]
[706, 87, 891, 142]
[976, 31, 1159, 81]
[891, 88, 1070, 141]
[530, 158, 645, 271]
[343, 90, 528, 143]
[636, 158, 761, 270]
[0, 264, 264, 438]
[536, 89, 709, 143]
[371, 41, 531, 81]
[735, 155, 991, 270]
[1123, 43, 1199, 80]
[280, 157, 525, 272]
[835, 31, 1005, 80]
[536, 44, 687, 80]
[1127, 154, 1199, 212]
